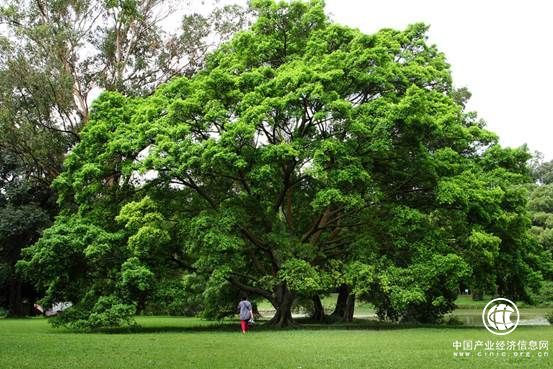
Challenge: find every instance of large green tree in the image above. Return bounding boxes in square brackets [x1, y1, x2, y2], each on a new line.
[19, 0, 544, 327]
[1, 0, 250, 125]
[0, 38, 70, 314]
[0, 149, 54, 315]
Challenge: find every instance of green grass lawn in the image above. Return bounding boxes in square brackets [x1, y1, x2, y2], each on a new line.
[1, 316, 551, 369]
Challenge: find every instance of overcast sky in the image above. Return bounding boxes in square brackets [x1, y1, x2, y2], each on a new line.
[324, 0, 553, 160]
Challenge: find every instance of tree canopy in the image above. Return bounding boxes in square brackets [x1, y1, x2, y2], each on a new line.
[528, 158, 553, 277]
[0, 0, 248, 316]
[18, 0, 547, 328]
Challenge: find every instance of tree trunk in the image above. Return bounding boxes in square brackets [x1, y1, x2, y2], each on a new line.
[136, 294, 146, 315]
[331, 284, 355, 321]
[8, 278, 23, 316]
[311, 294, 325, 321]
[268, 284, 296, 327]
[343, 293, 355, 322]
[252, 302, 261, 319]
[331, 284, 349, 318]
[472, 288, 484, 301]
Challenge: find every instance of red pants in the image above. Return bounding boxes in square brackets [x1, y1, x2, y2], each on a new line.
[240, 320, 249, 332]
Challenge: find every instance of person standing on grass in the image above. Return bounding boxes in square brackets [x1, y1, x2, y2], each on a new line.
[238, 295, 253, 334]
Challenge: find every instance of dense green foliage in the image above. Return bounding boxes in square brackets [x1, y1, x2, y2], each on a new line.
[0, 150, 55, 314]
[18, 0, 546, 328]
[0, 0, 247, 315]
[529, 184, 553, 260]
[527, 159, 553, 305]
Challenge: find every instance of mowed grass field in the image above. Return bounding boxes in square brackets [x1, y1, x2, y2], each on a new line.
[1, 316, 552, 369]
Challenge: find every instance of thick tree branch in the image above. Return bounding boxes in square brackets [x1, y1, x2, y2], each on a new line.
[227, 275, 273, 301]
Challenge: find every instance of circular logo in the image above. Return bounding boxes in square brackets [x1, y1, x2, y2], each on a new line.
[482, 298, 519, 335]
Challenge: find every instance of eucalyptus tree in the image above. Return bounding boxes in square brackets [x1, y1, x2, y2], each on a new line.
[0, 0, 248, 315]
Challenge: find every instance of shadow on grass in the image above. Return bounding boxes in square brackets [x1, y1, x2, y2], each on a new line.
[5, 316, 547, 334]
[96, 317, 484, 335]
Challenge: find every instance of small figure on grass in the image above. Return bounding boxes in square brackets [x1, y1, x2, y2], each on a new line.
[237, 295, 254, 334]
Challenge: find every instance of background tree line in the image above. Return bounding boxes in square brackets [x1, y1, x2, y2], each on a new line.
[0, 0, 249, 316]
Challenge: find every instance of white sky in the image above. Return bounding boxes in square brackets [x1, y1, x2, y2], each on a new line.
[154, 0, 553, 160]
[324, 0, 553, 160]
[2, 1, 548, 161]
[5, 1, 549, 158]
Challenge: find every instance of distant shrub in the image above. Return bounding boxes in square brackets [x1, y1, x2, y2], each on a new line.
[50, 296, 136, 330]
[545, 311, 553, 324]
[441, 315, 464, 326]
[528, 281, 553, 306]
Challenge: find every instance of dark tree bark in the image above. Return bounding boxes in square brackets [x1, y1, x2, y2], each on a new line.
[8, 278, 23, 316]
[252, 302, 261, 319]
[343, 293, 355, 322]
[311, 294, 325, 321]
[268, 284, 296, 327]
[472, 289, 484, 301]
[331, 284, 355, 322]
[136, 294, 146, 315]
[331, 284, 349, 318]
